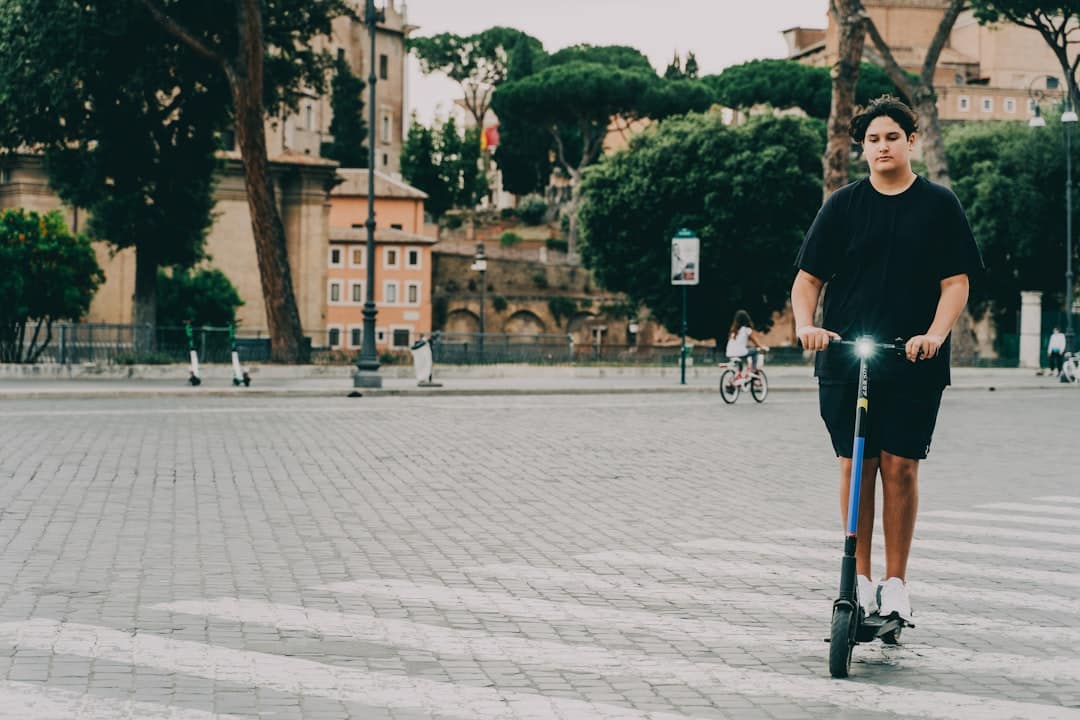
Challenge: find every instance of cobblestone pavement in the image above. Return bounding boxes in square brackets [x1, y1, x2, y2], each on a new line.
[0, 389, 1077, 719]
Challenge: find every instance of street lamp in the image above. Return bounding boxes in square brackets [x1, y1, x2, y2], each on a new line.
[1030, 75, 1077, 354]
[470, 242, 487, 361]
[354, 0, 385, 388]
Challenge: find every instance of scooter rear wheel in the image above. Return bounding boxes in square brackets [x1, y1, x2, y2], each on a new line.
[829, 606, 856, 678]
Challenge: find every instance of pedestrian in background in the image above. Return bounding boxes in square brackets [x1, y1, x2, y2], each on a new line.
[1047, 326, 1066, 376]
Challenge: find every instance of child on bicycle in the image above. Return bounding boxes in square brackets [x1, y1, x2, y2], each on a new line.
[725, 309, 767, 373]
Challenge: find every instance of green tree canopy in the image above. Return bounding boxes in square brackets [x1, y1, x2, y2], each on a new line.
[705, 59, 906, 119]
[0, 0, 227, 331]
[944, 117, 1076, 336]
[401, 118, 488, 218]
[0, 210, 104, 362]
[321, 58, 368, 168]
[492, 61, 655, 256]
[547, 44, 655, 73]
[133, 0, 353, 362]
[156, 267, 244, 328]
[401, 119, 447, 217]
[579, 112, 825, 341]
[409, 26, 544, 128]
[970, 2, 1079, 104]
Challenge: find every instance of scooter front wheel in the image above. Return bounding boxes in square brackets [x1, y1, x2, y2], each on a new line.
[719, 369, 739, 403]
[829, 605, 856, 678]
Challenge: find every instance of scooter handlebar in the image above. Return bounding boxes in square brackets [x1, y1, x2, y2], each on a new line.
[830, 337, 907, 354]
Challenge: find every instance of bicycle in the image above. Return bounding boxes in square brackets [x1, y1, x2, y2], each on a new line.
[719, 353, 768, 403]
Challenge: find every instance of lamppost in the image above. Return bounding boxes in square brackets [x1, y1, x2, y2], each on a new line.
[354, 0, 385, 388]
[471, 242, 487, 361]
[1029, 75, 1078, 353]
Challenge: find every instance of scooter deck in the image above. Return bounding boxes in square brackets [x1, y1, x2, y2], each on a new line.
[856, 612, 911, 643]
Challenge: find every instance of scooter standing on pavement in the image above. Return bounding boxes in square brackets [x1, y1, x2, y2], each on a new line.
[185, 321, 201, 387]
[828, 336, 913, 678]
[229, 323, 251, 387]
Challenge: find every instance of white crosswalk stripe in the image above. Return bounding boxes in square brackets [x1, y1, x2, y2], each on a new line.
[314, 579, 1080, 686]
[675, 537, 1080, 588]
[914, 521, 1080, 545]
[921, 509, 1079, 527]
[577, 551, 1080, 615]
[464, 561, 1080, 645]
[977, 502, 1080, 516]
[0, 680, 246, 720]
[771, 527, 1080, 564]
[1036, 496, 1080, 504]
[148, 596, 1080, 720]
[0, 619, 689, 720]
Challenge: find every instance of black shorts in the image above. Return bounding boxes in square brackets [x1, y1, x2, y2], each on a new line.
[819, 382, 944, 460]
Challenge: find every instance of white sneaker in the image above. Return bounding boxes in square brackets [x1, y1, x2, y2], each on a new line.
[856, 574, 878, 615]
[877, 577, 913, 622]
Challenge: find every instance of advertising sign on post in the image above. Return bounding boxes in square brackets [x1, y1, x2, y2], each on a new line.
[671, 230, 700, 286]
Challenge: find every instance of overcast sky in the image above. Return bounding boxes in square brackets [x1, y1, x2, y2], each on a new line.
[400, 0, 831, 124]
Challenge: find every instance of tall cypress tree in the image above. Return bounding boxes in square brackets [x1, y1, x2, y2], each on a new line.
[321, 59, 368, 168]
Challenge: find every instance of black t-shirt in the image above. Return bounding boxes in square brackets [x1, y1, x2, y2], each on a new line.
[795, 176, 983, 387]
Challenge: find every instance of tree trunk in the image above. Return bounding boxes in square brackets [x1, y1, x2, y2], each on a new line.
[230, 2, 305, 363]
[912, 89, 950, 188]
[565, 170, 582, 265]
[859, 0, 963, 188]
[824, 0, 865, 198]
[132, 243, 158, 353]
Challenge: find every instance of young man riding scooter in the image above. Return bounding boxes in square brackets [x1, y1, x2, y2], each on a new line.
[791, 96, 983, 622]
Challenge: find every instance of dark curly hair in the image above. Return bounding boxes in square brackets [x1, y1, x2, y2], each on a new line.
[849, 95, 919, 143]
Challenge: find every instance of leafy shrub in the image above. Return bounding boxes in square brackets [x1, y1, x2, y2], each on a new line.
[516, 195, 549, 225]
[492, 295, 508, 312]
[499, 231, 522, 247]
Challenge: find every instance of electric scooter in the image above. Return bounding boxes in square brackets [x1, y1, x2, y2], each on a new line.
[229, 323, 251, 387]
[828, 336, 914, 678]
[185, 321, 201, 386]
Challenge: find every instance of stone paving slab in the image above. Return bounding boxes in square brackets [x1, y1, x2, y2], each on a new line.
[0, 390, 1076, 718]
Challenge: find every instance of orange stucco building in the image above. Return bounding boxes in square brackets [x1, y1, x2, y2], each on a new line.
[326, 169, 435, 352]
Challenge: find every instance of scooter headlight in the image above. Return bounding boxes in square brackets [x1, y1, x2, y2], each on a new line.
[855, 339, 875, 358]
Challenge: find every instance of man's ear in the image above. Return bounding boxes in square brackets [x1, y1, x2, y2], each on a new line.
[908, 132, 917, 145]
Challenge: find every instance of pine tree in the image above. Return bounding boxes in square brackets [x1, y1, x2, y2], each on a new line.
[684, 51, 699, 79]
[321, 59, 368, 168]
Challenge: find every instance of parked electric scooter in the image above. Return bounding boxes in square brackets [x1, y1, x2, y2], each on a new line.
[828, 336, 913, 678]
[185, 321, 201, 387]
[229, 323, 251, 387]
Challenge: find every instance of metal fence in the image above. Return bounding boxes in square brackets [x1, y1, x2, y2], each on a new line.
[428, 333, 809, 366]
[16, 324, 1036, 367]
[27, 324, 276, 365]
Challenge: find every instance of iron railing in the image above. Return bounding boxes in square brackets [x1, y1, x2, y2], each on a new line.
[12, 323, 1030, 367]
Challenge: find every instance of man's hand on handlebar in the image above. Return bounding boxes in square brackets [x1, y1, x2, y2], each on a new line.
[796, 325, 841, 352]
[905, 333, 945, 362]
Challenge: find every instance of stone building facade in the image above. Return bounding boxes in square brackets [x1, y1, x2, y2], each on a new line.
[783, 1, 1070, 121]
[0, 152, 339, 334]
[263, 0, 411, 175]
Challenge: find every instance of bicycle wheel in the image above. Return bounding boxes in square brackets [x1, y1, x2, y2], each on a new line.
[719, 369, 739, 403]
[829, 605, 856, 678]
[750, 371, 769, 403]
